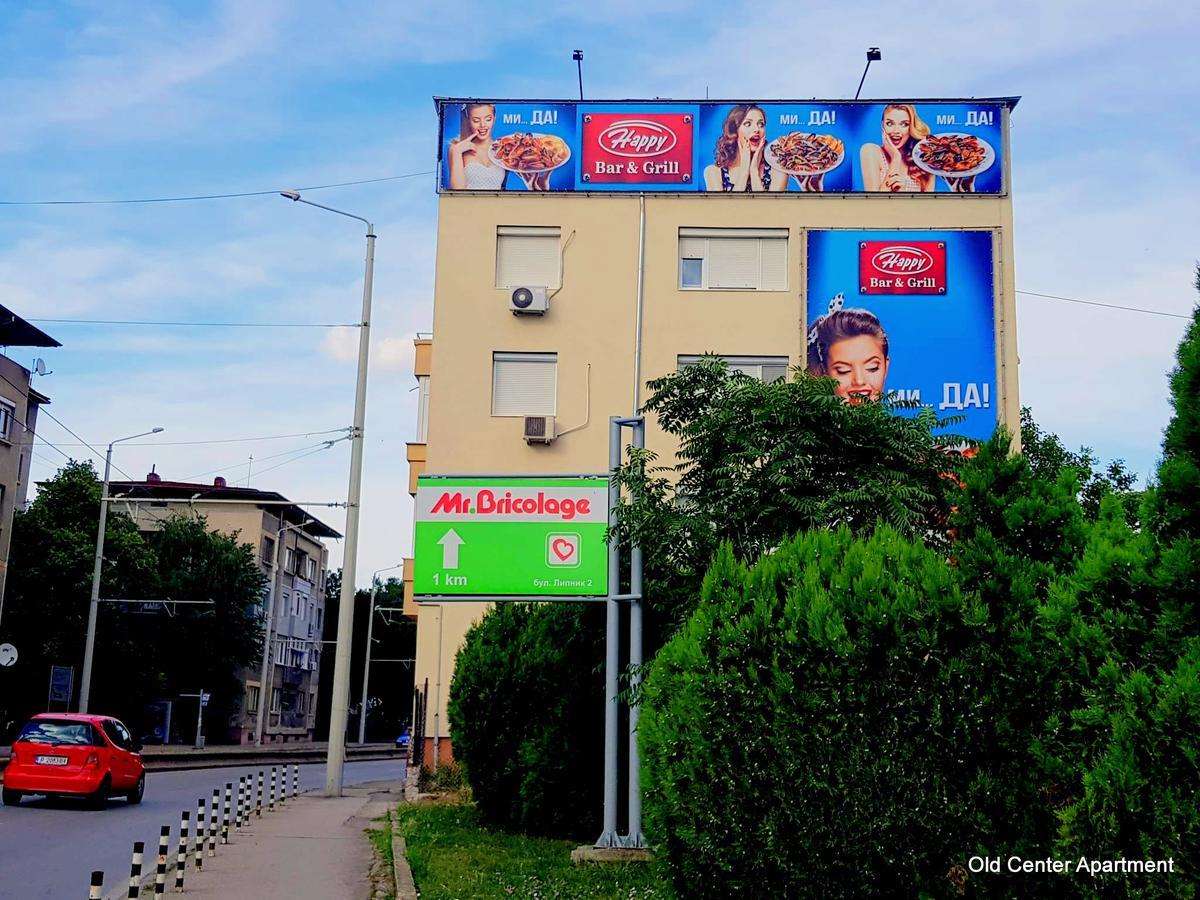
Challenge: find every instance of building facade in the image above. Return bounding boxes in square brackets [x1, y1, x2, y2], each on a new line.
[408, 97, 1022, 766]
[0, 306, 60, 632]
[109, 474, 341, 743]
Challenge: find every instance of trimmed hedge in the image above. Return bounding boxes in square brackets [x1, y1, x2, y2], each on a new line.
[640, 526, 1022, 898]
[448, 602, 605, 838]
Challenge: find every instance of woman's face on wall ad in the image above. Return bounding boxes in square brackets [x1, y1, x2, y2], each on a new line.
[738, 108, 766, 151]
[468, 106, 494, 141]
[882, 107, 912, 148]
[826, 334, 888, 401]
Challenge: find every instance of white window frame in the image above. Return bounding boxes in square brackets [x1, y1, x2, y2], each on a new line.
[247, 685, 260, 714]
[495, 226, 562, 289]
[678, 355, 790, 384]
[678, 228, 789, 291]
[0, 398, 15, 443]
[270, 688, 282, 714]
[306, 558, 317, 583]
[491, 352, 557, 417]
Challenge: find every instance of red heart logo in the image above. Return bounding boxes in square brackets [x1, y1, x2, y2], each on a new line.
[552, 539, 575, 561]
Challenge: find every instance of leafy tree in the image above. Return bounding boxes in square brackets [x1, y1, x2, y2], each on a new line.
[614, 358, 964, 639]
[1147, 265, 1200, 540]
[1, 461, 156, 738]
[1020, 406, 1139, 522]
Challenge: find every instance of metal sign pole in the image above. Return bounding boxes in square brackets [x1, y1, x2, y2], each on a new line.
[595, 417, 622, 848]
[624, 418, 647, 848]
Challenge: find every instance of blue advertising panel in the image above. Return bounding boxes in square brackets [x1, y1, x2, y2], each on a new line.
[806, 230, 997, 440]
[436, 98, 1013, 194]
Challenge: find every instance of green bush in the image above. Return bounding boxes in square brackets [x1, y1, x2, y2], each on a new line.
[448, 602, 605, 838]
[640, 526, 1028, 898]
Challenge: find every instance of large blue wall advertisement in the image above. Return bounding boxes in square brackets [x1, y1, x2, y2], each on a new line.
[806, 230, 998, 440]
[438, 99, 1011, 194]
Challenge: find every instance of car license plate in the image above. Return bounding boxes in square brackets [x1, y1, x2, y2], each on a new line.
[35, 754, 69, 766]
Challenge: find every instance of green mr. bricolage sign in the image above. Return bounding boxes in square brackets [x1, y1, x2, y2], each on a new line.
[413, 475, 609, 600]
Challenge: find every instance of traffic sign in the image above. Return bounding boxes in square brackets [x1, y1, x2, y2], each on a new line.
[0, 642, 17, 667]
[48, 665, 73, 704]
[414, 475, 609, 599]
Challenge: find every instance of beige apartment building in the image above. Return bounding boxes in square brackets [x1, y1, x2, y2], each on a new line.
[0, 306, 59, 632]
[407, 97, 1021, 766]
[109, 473, 340, 743]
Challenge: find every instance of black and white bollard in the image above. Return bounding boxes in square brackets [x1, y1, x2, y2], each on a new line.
[270, 766, 277, 809]
[256, 769, 263, 817]
[174, 810, 189, 892]
[127, 841, 144, 899]
[237, 775, 246, 827]
[292, 764, 299, 798]
[221, 782, 232, 844]
[195, 799, 205, 870]
[208, 789, 219, 856]
[89, 870, 104, 900]
[277, 765, 285, 806]
[154, 825, 170, 896]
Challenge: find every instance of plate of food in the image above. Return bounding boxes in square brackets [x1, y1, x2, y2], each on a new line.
[912, 133, 995, 179]
[488, 132, 572, 174]
[764, 132, 845, 176]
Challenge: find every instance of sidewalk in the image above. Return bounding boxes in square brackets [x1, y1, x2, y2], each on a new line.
[141, 779, 402, 900]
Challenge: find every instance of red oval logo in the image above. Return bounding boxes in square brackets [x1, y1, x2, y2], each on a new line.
[597, 120, 677, 158]
[871, 245, 934, 274]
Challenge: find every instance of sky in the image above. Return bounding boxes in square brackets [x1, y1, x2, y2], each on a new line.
[2, 0, 1198, 586]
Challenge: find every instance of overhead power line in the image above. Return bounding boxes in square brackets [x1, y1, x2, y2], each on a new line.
[0, 170, 434, 206]
[30, 318, 360, 328]
[1017, 290, 1191, 321]
[44, 427, 351, 448]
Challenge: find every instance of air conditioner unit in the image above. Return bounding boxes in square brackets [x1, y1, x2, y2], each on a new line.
[510, 286, 549, 316]
[523, 416, 556, 444]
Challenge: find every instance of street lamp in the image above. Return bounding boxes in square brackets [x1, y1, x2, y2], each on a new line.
[855, 47, 882, 100]
[254, 516, 314, 745]
[281, 190, 376, 796]
[358, 561, 403, 745]
[79, 427, 164, 713]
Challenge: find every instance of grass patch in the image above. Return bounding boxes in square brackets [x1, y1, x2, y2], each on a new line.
[368, 811, 395, 868]
[398, 800, 671, 900]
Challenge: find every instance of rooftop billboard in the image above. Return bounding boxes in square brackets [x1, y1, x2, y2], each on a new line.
[436, 98, 1015, 195]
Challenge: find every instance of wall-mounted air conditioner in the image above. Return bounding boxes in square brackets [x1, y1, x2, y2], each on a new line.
[510, 286, 549, 316]
[523, 416, 556, 444]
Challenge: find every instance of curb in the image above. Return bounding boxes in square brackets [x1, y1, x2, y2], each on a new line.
[390, 806, 419, 900]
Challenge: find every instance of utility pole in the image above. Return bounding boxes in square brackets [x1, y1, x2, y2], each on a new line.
[358, 563, 403, 745]
[79, 428, 163, 713]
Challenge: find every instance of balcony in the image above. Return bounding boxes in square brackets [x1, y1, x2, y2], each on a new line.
[407, 442, 427, 496]
[414, 334, 432, 378]
[279, 665, 305, 687]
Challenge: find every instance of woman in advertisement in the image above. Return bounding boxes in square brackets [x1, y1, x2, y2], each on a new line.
[807, 296, 890, 401]
[448, 103, 508, 191]
[703, 105, 787, 193]
[859, 104, 935, 193]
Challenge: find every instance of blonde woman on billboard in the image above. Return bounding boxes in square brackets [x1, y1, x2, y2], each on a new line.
[703, 105, 787, 193]
[860, 104, 935, 193]
[807, 295, 890, 401]
[448, 103, 508, 190]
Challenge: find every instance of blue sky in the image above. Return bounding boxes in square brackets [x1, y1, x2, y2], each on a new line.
[2, 1, 1198, 583]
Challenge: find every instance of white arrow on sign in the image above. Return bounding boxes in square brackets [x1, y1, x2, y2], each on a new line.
[438, 529, 464, 569]
[0, 643, 17, 667]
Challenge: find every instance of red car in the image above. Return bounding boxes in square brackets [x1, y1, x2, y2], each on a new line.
[2, 713, 145, 806]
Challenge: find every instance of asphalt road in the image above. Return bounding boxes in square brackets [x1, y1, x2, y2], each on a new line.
[0, 758, 406, 899]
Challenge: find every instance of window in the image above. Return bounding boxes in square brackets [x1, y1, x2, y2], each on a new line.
[678, 228, 788, 291]
[0, 399, 15, 442]
[491, 352, 557, 417]
[317, 608, 323, 630]
[306, 558, 318, 583]
[270, 688, 282, 714]
[495, 226, 561, 289]
[415, 375, 430, 443]
[297, 693, 306, 714]
[678, 355, 790, 384]
[261, 536, 276, 566]
[274, 640, 285, 664]
[284, 548, 297, 574]
[247, 685, 260, 714]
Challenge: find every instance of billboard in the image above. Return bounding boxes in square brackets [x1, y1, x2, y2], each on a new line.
[806, 230, 997, 440]
[413, 475, 609, 600]
[437, 98, 1013, 194]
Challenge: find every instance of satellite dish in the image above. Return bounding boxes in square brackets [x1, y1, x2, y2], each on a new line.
[33, 358, 51, 376]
